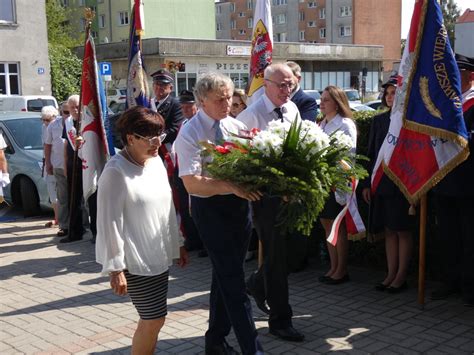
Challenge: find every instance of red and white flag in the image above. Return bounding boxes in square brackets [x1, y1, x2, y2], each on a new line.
[80, 33, 109, 200]
[246, 0, 273, 105]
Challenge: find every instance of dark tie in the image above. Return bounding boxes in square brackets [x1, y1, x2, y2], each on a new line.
[213, 120, 224, 142]
[274, 107, 283, 122]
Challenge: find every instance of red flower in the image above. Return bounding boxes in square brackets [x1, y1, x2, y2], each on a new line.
[223, 141, 248, 154]
[215, 145, 231, 154]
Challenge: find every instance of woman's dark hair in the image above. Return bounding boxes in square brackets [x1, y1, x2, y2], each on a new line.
[381, 84, 396, 108]
[116, 106, 165, 146]
[323, 85, 353, 119]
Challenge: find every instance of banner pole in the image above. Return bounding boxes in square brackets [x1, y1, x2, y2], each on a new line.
[417, 194, 427, 308]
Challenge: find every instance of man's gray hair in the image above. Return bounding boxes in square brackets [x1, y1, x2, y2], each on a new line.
[286, 61, 301, 78]
[41, 105, 59, 119]
[67, 94, 80, 105]
[264, 63, 294, 80]
[194, 73, 234, 104]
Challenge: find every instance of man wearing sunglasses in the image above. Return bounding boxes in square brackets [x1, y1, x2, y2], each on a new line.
[44, 101, 69, 237]
[237, 63, 305, 342]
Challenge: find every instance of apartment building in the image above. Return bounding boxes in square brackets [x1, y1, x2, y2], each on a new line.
[455, 8, 474, 57]
[0, 0, 51, 95]
[63, 0, 216, 44]
[216, 0, 401, 72]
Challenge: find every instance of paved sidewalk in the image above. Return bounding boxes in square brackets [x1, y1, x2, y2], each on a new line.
[1, 217, 473, 354]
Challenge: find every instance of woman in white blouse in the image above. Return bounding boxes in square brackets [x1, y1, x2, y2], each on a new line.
[318, 85, 357, 286]
[96, 106, 188, 355]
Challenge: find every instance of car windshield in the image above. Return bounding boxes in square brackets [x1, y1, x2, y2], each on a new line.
[345, 90, 360, 101]
[3, 118, 43, 150]
[119, 89, 127, 96]
[27, 99, 56, 112]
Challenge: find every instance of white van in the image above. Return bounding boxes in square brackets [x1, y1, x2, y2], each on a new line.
[0, 95, 58, 112]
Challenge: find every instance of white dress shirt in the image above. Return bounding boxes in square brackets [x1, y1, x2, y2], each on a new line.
[174, 110, 247, 179]
[237, 93, 301, 130]
[95, 153, 183, 276]
[44, 117, 66, 169]
[319, 114, 357, 152]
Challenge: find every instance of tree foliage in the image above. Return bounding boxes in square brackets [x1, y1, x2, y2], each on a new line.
[440, 0, 460, 48]
[46, 0, 82, 102]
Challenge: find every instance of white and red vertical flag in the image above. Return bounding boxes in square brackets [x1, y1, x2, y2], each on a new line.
[246, 0, 273, 105]
[126, 0, 150, 108]
[80, 33, 110, 201]
[371, 0, 469, 203]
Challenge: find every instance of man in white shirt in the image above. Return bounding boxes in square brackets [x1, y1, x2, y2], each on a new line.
[45, 102, 69, 236]
[174, 73, 264, 355]
[237, 63, 305, 342]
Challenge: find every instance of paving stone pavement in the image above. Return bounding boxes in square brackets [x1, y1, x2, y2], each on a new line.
[1, 217, 473, 354]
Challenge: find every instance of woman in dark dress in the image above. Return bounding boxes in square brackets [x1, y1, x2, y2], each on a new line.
[362, 76, 414, 294]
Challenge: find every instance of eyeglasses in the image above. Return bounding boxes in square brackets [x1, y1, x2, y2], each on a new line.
[232, 103, 245, 108]
[42, 118, 52, 123]
[134, 132, 167, 146]
[62, 110, 70, 115]
[265, 79, 295, 91]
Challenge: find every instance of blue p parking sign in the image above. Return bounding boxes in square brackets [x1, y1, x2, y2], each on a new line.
[99, 62, 112, 76]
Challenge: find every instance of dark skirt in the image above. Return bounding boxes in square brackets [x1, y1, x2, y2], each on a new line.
[368, 191, 415, 234]
[124, 270, 169, 320]
[319, 192, 344, 220]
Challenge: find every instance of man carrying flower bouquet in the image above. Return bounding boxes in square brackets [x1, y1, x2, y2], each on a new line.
[174, 73, 264, 355]
[237, 63, 305, 342]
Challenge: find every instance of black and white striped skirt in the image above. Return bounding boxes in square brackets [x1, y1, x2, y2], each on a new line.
[124, 270, 169, 320]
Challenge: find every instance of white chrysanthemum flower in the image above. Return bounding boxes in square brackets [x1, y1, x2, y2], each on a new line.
[332, 131, 353, 149]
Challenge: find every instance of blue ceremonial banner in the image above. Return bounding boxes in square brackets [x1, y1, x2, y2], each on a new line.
[126, 0, 150, 109]
[403, 0, 467, 142]
[98, 71, 115, 156]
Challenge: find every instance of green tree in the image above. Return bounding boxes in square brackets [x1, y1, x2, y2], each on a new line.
[440, 0, 460, 48]
[46, 0, 82, 102]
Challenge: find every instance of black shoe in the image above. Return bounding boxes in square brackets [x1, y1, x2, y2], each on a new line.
[197, 249, 208, 258]
[430, 285, 459, 300]
[375, 282, 389, 292]
[205, 340, 238, 355]
[386, 282, 408, 294]
[90, 236, 96, 244]
[318, 275, 331, 283]
[57, 229, 68, 237]
[269, 326, 305, 342]
[59, 236, 83, 243]
[325, 274, 350, 285]
[246, 287, 270, 314]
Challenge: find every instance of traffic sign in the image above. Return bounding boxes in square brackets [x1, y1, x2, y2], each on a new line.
[99, 62, 112, 76]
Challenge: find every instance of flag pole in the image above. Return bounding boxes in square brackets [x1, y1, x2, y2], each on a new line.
[67, 8, 94, 236]
[417, 194, 427, 308]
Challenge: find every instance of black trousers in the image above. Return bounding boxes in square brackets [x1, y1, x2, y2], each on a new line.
[247, 196, 293, 329]
[87, 191, 97, 237]
[434, 194, 474, 300]
[66, 161, 85, 239]
[191, 195, 262, 355]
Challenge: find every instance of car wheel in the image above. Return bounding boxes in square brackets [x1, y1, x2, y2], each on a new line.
[19, 177, 41, 217]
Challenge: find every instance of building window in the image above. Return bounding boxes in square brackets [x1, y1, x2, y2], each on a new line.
[277, 13, 286, 24]
[118, 11, 129, 26]
[298, 11, 304, 21]
[60, 0, 69, 6]
[247, 17, 253, 28]
[78, 0, 85, 6]
[340, 6, 352, 17]
[99, 14, 105, 28]
[340, 25, 351, 36]
[299, 30, 305, 41]
[91, 30, 98, 38]
[275, 32, 287, 42]
[307, 21, 316, 27]
[230, 20, 236, 29]
[308, 2, 316, 8]
[216, 22, 222, 31]
[80, 17, 86, 31]
[239, 29, 246, 35]
[247, 0, 253, 10]
[90, 6, 97, 14]
[320, 27, 326, 38]
[319, 8, 326, 19]
[239, 12, 245, 17]
[273, 0, 287, 5]
[0, 63, 20, 95]
[0, 0, 16, 23]
[216, 5, 221, 14]
[229, 3, 235, 12]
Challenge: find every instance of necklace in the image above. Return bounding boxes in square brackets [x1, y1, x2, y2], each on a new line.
[123, 147, 145, 167]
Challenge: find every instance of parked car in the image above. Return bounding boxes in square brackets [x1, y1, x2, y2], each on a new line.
[344, 89, 361, 104]
[0, 95, 58, 112]
[109, 101, 126, 114]
[0, 112, 50, 216]
[303, 90, 321, 107]
[106, 88, 127, 106]
[349, 102, 375, 112]
[365, 100, 383, 110]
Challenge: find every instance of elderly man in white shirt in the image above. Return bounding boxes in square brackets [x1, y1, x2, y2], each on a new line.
[174, 72, 264, 355]
[237, 63, 305, 343]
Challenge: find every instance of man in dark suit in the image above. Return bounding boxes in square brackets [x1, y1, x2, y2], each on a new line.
[286, 61, 318, 122]
[150, 69, 185, 145]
